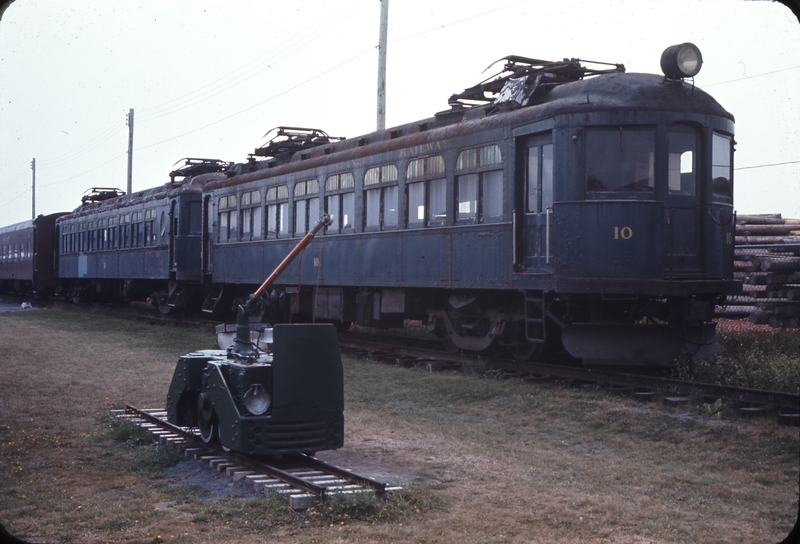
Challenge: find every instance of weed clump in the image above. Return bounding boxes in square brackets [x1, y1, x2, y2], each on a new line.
[674, 328, 800, 393]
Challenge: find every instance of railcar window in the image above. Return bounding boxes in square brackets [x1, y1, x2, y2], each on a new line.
[711, 132, 733, 203]
[266, 185, 289, 239]
[456, 144, 502, 170]
[218, 195, 236, 243]
[429, 179, 447, 226]
[586, 128, 655, 193]
[455, 144, 504, 224]
[363, 165, 398, 231]
[131, 212, 143, 248]
[457, 174, 478, 222]
[406, 155, 447, 228]
[293, 180, 320, 236]
[108, 217, 117, 249]
[407, 182, 425, 228]
[481, 170, 503, 222]
[79, 223, 87, 252]
[668, 129, 697, 196]
[120, 214, 130, 249]
[144, 210, 155, 247]
[97, 219, 106, 250]
[240, 190, 262, 241]
[324, 173, 355, 235]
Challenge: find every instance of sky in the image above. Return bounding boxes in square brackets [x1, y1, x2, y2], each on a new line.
[0, 0, 798, 226]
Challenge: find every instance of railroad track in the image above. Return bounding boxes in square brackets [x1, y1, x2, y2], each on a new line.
[114, 405, 402, 510]
[338, 332, 800, 423]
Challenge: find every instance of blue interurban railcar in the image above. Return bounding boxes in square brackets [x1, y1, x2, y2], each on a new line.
[201, 44, 740, 363]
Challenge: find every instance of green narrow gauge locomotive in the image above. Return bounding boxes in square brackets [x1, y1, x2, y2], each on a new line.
[166, 217, 344, 456]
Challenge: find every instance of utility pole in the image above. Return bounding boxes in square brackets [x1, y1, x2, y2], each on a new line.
[376, 0, 389, 131]
[30, 158, 35, 219]
[126, 108, 134, 195]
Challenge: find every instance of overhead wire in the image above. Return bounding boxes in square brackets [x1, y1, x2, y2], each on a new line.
[23, 1, 366, 189]
[135, 45, 376, 151]
[37, 123, 125, 170]
[135, 0, 367, 123]
[703, 64, 800, 88]
[389, 0, 531, 44]
[735, 159, 800, 171]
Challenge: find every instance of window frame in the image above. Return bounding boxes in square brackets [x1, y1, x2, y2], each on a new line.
[405, 155, 447, 229]
[324, 172, 355, 235]
[265, 185, 289, 239]
[454, 144, 504, 225]
[363, 164, 399, 232]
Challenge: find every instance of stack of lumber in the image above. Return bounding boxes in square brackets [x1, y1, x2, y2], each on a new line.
[719, 214, 800, 328]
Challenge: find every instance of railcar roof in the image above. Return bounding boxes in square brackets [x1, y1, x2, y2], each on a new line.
[531, 72, 733, 121]
[57, 172, 226, 222]
[206, 70, 733, 191]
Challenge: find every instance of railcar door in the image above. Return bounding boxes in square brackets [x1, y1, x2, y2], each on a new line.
[517, 133, 554, 271]
[664, 126, 703, 275]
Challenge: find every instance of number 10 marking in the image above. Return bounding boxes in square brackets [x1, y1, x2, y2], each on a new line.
[613, 226, 633, 240]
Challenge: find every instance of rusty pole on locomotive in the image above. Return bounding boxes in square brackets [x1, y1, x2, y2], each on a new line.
[233, 214, 332, 357]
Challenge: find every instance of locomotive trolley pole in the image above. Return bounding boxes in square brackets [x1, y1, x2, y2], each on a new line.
[233, 214, 332, 358]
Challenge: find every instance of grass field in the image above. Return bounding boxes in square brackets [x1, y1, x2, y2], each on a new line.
[0, 305, 797, 543]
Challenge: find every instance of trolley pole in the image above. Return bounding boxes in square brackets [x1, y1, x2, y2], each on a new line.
[376, 0, 389, 131]
[126, 108, 134, 195]
[31, 158, 35, 219]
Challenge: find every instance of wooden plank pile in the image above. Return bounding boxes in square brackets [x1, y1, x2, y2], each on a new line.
[718, 214, 800, 328]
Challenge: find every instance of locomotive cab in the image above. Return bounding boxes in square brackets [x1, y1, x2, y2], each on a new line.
[512, 44, 739, 363]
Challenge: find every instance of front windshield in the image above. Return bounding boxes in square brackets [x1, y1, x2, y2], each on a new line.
[586, 128, 655, 193]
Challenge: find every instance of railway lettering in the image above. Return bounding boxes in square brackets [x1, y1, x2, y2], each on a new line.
[399, 141, 445, 158]
[613, 226, 633, 240]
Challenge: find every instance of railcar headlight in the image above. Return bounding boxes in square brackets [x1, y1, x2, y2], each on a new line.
[243, 384, 271, 415]
[660, 43, 703, 79]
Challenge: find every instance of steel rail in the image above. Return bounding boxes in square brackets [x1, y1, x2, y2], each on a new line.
[124, 404, 389, 498]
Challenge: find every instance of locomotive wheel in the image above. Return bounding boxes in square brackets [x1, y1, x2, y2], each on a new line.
[197, 392, 217, 444]
[198, 417, 216, 444]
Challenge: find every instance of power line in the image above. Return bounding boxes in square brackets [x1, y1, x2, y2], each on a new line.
[735, 159, 800, 171]
[703, 64, 800, 88]
[37, 152, 128, 189]
[136, 0, 366, 123]
[37, 124, 125, 169]
[135, 46, 376, 151]
[389, 0, 530, 44]
[28, 1, 366, 172]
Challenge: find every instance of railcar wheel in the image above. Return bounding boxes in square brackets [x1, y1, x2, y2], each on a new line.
[509, 341, 543, 362]
[151, 291, 171, 315]
[439, 334, 460, 353]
